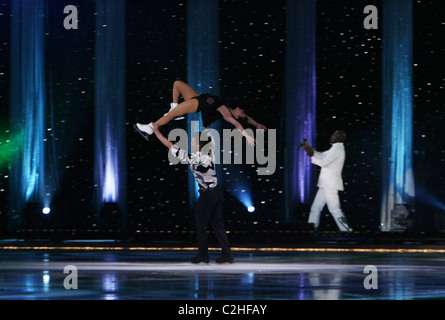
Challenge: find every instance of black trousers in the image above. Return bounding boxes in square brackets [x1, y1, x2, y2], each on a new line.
[194, 186, 232, 258]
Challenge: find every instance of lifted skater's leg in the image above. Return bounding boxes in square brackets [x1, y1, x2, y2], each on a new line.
[136, 99, 199, 135]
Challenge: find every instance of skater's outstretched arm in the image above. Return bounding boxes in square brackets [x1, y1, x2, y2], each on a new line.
[217, 106, 256, 146]
[153, 124, 211, 166]
[152, 123, 190, 163]
[152, 123, 174, 149]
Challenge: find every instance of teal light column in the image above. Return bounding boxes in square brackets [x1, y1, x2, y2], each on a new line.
[9, 0, 48, 230]
[186, 0, 221, 211]
[381, 0, 415, 231]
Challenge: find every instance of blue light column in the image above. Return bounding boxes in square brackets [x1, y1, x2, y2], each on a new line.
[94, 0, 127, 226]
[381, 0, 415, 231]
[186, 0, 221, 210]
[9, 0, 47, 230]
[284, 0, 317, 222]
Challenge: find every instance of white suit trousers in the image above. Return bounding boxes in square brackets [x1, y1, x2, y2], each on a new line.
[308, 188, 352, 232]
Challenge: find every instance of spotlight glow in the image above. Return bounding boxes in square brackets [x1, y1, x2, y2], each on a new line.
[103, 149, 117, 202]
[248, 206, 255, 213]
[42, 207, 50, 215]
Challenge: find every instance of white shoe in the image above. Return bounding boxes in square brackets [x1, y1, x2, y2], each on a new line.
[136, 122, 154, 135]
[164, 103, 178, 116]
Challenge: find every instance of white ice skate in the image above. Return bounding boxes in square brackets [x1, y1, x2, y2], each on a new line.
[164, 102, 185, 120]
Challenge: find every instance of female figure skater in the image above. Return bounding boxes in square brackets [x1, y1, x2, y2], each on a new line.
[135, 80, 267, 146]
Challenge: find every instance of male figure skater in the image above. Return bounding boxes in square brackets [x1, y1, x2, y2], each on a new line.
[301, 130, 353, 232]
[152, 123, 234, 264]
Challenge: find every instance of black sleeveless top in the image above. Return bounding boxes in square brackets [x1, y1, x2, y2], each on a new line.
[192, 94, 227, 128]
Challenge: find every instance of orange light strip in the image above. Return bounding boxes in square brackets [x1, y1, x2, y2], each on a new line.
[0, 246, 444, 254]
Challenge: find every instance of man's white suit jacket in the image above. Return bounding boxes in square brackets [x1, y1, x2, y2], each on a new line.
[311, 142, 345, 191]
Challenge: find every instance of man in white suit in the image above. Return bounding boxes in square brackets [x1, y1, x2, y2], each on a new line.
[301, 130, 353, 232]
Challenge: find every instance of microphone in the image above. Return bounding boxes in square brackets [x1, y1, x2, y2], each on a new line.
[298, 139, 307, 150]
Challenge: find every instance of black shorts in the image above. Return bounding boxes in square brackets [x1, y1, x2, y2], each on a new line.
[192, 93, 226, 128]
